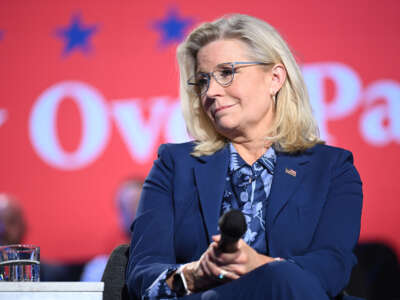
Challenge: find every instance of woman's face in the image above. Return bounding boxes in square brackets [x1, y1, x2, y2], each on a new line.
[196, 39, 277, 141]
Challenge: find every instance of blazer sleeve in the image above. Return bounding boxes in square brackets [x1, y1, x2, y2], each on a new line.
[126, 144, 179, 299]
[288, 149, 363, 298]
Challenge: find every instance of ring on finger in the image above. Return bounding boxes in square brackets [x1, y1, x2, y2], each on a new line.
[217, 269, 227, 280]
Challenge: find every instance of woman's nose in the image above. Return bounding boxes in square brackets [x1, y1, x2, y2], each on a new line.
[206, 75, 224, 98]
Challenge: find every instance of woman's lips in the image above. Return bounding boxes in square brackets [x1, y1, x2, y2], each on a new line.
[213, 104, 236, 115]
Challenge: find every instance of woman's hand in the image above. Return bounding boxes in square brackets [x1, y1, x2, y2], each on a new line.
[165, 241, 228, 293]
[170, 235, 276, 293]
[207, 235, 275, 277]
[180, 242, 231, 292]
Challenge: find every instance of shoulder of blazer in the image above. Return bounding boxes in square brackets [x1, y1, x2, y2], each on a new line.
[311, 143, 353, 156]
[276, 143, 354, 162]
[158, 142, 230, 164]
[308, 143, 354, 166]
[158, 141, 195, 157]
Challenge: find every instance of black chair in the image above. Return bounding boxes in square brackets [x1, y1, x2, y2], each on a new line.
[101, 244, 130, 300]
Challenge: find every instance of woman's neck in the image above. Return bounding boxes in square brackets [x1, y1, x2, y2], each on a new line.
[231, 138, 271, 165]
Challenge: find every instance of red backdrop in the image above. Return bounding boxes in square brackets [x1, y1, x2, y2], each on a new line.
[0, 0, 399, 262]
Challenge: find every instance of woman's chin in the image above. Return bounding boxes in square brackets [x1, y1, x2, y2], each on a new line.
[214, 121, 240, 137]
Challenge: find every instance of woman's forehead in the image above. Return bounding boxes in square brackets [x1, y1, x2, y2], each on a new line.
[196, 39, 251, 71]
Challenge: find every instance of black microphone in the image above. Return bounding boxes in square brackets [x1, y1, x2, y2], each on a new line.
[218, 210, 247, 253]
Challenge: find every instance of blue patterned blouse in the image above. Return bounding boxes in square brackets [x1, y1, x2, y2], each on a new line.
[221, 144, 276, 254]
[142, 144, 276, 299]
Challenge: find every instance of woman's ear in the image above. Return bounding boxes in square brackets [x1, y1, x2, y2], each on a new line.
[269, 63, 286, 95]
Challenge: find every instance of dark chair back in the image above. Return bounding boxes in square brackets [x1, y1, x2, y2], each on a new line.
[101, 244, 130, 300]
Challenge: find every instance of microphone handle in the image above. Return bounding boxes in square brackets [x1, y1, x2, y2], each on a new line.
[218, 234, 239, 253]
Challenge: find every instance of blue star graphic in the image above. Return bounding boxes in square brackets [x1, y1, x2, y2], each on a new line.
[153, 8, 194, 47]
[55, 14, 98, 56]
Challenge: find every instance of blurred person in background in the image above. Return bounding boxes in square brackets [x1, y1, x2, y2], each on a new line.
[0, 193, 26, 246]
[80, 178, 143, 282]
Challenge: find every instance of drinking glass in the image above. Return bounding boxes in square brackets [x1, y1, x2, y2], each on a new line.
[0, 244, 40, 281]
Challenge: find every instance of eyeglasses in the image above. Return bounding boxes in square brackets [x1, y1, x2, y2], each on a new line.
[187, 61, 269, 96]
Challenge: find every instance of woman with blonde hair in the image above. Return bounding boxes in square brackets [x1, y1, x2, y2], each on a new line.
[126, 14, 363, 300]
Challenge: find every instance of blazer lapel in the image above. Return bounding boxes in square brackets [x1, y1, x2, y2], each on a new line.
[194, 145, 229, 243]
[267, 150, 311, 229]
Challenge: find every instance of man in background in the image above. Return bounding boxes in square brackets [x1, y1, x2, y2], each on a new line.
[0, 193, 26, 246]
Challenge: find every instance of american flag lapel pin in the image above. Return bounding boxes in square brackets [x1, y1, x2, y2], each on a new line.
[285, 168, 296, 177]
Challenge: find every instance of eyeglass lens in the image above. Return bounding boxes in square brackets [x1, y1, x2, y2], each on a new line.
[195, 63, 234, 95]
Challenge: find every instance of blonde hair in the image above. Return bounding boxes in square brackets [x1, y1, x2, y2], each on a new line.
[177, 14, 323, 156]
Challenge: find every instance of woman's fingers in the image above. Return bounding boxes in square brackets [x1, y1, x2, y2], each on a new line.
[192, 238, 251, 288]
[200, 252, 215, 278]
[198, 237, 273, 284]
[208, 242, 242, 265]
[186, 240, 249, 293]
[204, 255, 240, 281]
[210, 238, 273, 276]
[212, 235, 221, 242]
[218, 269, 240, 280]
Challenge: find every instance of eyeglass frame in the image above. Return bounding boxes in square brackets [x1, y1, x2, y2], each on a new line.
[187, 61, 270, 96]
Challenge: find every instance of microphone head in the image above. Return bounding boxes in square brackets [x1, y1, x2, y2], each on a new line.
[218, 210, 247, 239]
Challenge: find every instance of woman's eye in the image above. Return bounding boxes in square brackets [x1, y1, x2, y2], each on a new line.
[218, 69, 234, 78]
[197, 78, 208, 86]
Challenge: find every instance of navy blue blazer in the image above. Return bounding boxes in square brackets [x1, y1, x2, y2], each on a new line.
[126, 142, 363, 299]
